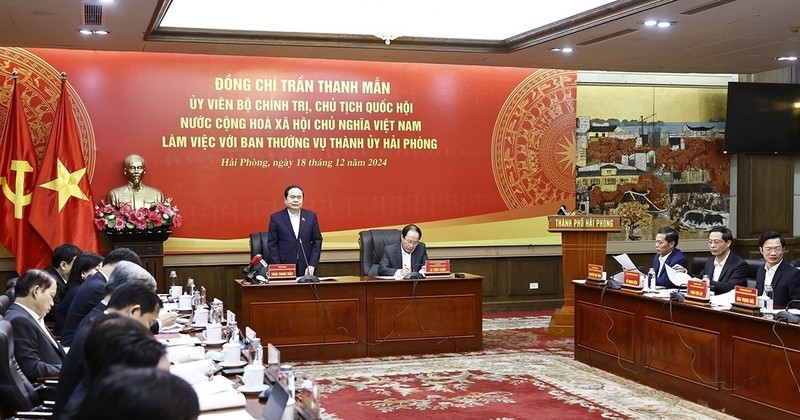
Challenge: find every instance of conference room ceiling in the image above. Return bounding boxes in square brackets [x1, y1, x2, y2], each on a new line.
[0, 0, 798, 75]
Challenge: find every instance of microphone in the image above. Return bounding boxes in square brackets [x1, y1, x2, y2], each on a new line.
[670, 290, 685, 302]
[243, 254, 261, 274]
[245, 254, 268, 282]
[297, 238, 320, 283]
[775, 299, 800, 324]
[403, 262, 426, 280]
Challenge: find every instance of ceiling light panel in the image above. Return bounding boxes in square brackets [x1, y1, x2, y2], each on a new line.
[160, 0, 617, 41]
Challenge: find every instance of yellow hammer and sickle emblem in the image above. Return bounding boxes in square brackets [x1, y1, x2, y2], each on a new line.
[0, 160, 34, 219]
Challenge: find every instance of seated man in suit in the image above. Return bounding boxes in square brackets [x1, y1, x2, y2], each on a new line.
[652, 226, 688, 288]
[378, 224, 429, 278]
[756, 230, 800, 309]
[44, 243, 81, 320]
[4, 269, 66, 382]
[696, 226, 749, 294]
[267, 184, 323, 277]
[54, 282, 163, 417]
[60, 247, 142, 347]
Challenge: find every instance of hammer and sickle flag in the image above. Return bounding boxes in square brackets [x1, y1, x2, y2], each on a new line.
[30, 76, 100, 253]
[0, 76, 52, 274]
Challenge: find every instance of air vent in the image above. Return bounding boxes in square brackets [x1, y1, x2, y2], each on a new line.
[81, 3, 105, 26]
[577, 28, 639, 46]
[680, 0, 738, 15]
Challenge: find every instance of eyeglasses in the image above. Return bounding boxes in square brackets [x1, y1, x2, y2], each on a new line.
[763, 246, 783, 254]
[707, 240, 726, 245]
[402, 237, 420, 246]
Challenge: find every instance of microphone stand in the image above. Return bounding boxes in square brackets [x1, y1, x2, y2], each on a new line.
[297, 238, 320, 283]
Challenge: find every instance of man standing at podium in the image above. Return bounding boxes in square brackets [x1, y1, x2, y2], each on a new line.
[267, 185, 323, 277]
[652, 226, 688, 288]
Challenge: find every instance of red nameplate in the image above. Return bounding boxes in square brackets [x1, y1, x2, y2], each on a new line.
[268, 264, 296, 279]
[587, 264, 604, 280]
[686, 279, 709, 299]
[734, 285, 758, 307]
[425, 260, 451, 275]
[623, 270, 641, 287]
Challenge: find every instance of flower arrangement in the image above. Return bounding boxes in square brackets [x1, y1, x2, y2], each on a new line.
[94, 198, 182, 232]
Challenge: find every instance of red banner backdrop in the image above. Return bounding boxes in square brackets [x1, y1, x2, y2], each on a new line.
[0, 47, 576, 252]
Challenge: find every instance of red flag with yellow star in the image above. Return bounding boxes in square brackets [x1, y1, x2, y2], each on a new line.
[29, 77, 100, 253]
[0, 75, 51, 274]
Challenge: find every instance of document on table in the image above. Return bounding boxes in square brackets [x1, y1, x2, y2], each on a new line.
[665, 264, 691, 287]
[613, 253, 639, 271]
[710, 290, 735, 308]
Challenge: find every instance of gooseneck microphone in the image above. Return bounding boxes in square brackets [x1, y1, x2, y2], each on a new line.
[403, 262, 426, 280]
[297, 238, 320, 283]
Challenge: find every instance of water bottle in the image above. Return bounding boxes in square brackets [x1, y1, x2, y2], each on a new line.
[647, 268, 655, 290]
[765, 284, 774, 311]
[702, 274, 710, 298]
[169, 270, 177, 287]
[280, 364, 295, 400]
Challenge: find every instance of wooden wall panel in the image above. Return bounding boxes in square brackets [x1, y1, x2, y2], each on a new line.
[737, 154, 794, 239]
[575, 301, 636, 363]
[731, 336, 800, 415]
[644, 317, 720, 389]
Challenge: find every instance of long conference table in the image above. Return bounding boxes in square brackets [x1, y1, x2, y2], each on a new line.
[574, 281, 800, 420]
[233, 274, 483, 361]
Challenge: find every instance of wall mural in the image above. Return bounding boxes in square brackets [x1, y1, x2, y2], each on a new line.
[575, 84, 729, 242]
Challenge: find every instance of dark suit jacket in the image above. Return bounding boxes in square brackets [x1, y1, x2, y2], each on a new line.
[756, 260, 800, 309]
[267, 209, 323, 276]
[45, 266, 66, 319]
[699, 251, 749, 294]
[60, 271, 107, 347]
[53, 306, 99, 416]
[377, 242, 429, 276]
[652, 248, 688, 288]
[4, 303, 66, 382]
[52, 278, 84, 336]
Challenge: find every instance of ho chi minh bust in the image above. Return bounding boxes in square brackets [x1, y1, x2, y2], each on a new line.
[107, 154, 164, 209]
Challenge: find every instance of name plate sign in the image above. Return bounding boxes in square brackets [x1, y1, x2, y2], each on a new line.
[425, 260, 451, 275]
[268, 264, 296, 279]
[547, 215, 621, 232]
[734, 286, 758, 308]
[623, 270, 642, 288]
[587, 264, 604, 281]
[686, 279, 709, 300]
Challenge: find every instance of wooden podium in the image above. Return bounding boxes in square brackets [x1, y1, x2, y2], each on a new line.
[547, 215, 620, 336]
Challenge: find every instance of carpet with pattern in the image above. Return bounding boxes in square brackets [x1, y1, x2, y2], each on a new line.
[295, 311, 736, 419]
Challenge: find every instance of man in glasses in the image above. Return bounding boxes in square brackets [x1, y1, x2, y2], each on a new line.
[755, 230, 800, 309]
[378, 224, 429, 278]
[694, 226, 748, 294]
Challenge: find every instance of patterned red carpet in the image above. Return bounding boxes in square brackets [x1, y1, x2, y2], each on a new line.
[296, 311, 735, 419]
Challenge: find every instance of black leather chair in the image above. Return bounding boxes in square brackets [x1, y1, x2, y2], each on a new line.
[358, 229, 401, 276]
[691, 256, 763, 289]
[249, 231, 269, 259]
[0, 294, 10, 317]
[0, 320, 51, 419]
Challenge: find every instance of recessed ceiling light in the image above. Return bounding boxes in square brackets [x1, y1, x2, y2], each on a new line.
[77, 28, 110, 35]
[642, 20, 674, 28]
[776, 56, 798, 61]
[550, 47, 574, 53]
